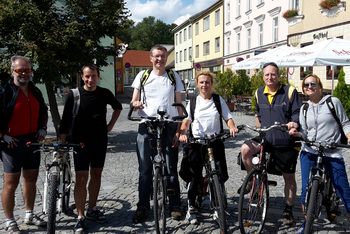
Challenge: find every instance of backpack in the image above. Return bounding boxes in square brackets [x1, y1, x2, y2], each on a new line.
[255, 86, 295, 104]
[67, 88, 80, 140]
[140, 69, 176, 102]
[302, 96, 347, 144]
[188, 93, 223, 137]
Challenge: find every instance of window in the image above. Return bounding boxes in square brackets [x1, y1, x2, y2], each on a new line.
[180, 50, 182, 62]
[258, 23, 263, 46]
[203, 16, 210, 31]
[195, 22, 199, 35]
[237, 0, 241, 17]
[258, 0, 264, 4]
[180, 31, 182, 43]
[326, 65, 342, 80]
[195, 45, 199, 57]
[215, 9, 220, 25]
[226, 3, 230, 23]
[237, 33, 240, 52]
[291, 0, 299, 9]
[273, 17, 278, 42]
[176, 34, 178, 45]
[184, 49, 187, 61]
[136, 68, 140, 73]
[189, 25, 192, 39]
[189, 47, 192, 60]
[247, 29, 251, 49]
[176, 52, 178, 63]
[227, 37, 230, 55]
[215, 37, 220, 52]
[184, 28, 187, 41]
[203, 41, 210, 55]
[247, 0, 252, 11]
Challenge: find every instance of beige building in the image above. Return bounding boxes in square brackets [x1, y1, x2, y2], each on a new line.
[285, 0, 350, 91]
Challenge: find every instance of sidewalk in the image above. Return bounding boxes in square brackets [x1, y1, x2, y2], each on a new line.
[1, 92, 350, 233]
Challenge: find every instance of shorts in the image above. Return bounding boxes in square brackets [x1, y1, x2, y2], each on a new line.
[73, 143, 107, 171]
[1, 133, 40, 173]
[249, 136, 299, 174]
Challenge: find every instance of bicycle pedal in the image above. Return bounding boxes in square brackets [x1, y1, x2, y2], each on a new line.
[268, 180, 277, 186]
[167, 189, 175, 196]
[331, 210, 342, 216]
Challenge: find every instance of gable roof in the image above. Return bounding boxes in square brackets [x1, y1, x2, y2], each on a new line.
[123, 50, 152, 67]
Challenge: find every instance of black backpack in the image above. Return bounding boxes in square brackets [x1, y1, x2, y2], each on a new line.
[302, 96, 347, 144]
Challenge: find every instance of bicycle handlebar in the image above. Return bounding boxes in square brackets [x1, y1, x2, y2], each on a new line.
[188, 132, 232, 144]
[127, 103, 188, 122]
[296, 139, 350, 150]
[239, 122, 288, 134]
[26, 142, 85, 149]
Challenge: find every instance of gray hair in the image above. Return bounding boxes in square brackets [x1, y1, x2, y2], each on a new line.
[150, 45, 168, 57]
[11, 56, 32, 70]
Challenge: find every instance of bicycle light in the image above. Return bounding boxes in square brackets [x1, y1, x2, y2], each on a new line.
[252, 157, 260, 165]
[154, 154, 162, 163]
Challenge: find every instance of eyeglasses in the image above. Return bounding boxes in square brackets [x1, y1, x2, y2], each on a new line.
[12, 69, 32, 74]
[263, 62, 278, 69]
[303, 81, 317, 88]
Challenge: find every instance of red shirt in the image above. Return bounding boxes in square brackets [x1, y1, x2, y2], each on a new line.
[5, 87, 40, 137]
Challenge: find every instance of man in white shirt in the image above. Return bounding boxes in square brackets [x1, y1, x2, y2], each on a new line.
[131, 45, 184, 223]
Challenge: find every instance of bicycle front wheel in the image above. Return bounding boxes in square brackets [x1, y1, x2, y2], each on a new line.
[154, 167, 166, 234]
[212, 174, 227, 234]
[305, 179, 320, 234]
[47, 173, 59, 234]
[62, 162, 71, 214]
[238, 169, 268, 234]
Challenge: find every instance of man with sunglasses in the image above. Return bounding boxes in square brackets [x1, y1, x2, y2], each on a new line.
[239, 62, 302, 226]
[0, 56, 48, 233]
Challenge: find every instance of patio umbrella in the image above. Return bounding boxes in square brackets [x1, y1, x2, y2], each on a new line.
[273, 37, 350, 67]
[232, 45, 297, 70]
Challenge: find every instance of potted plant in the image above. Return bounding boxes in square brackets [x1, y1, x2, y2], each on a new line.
[319, 0, 341, 9]
[282, 9, 299, 19]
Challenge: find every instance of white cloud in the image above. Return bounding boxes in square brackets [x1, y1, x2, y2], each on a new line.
[126, 0, 217, 25]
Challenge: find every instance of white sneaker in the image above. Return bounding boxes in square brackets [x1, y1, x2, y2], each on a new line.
[186, 211, 198, 225]
[213, 210, 218, 221]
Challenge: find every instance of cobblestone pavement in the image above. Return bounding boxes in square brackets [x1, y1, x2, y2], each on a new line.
[1, 93, 350, 233]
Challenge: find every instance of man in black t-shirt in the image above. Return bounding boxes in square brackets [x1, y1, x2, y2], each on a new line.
[60, 64, 122, 233]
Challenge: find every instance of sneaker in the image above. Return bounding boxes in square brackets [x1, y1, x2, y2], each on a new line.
[86, 209, 107, 223]
[24, 215, 47, 227]
[170, 207, 182, 220]
[132, 206, 148, 224]
[283, 209, 294, 226]
[74, 218, 86, 234]
[298, 220, 306, 234]
[186, 210, 198, 225]
[5, 221, 21, 234]
[237, 181, 253, 195]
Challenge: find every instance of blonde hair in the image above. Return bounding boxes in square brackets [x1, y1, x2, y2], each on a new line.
[302, 74, 323, 95]
[195, 70, 215, 85]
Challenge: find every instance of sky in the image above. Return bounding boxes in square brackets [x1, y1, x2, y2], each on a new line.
[125, 0, 218, 25]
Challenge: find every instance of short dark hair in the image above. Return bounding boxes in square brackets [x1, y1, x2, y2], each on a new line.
[11, 55, 32, 70]
[150, 45, 168, 57]
[262, 62, 279, 75]
[81, 64, 100, 76]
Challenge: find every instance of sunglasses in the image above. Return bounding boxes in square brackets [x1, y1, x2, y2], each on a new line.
[303, 81, 317, 88]
[12, 69, 32, 74]
[263, 62, 278, 69]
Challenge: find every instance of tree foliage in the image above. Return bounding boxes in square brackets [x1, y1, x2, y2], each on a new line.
[333, 68, 350, 117]
[0, 0, 133, 135]
[129, 16, 176, 50]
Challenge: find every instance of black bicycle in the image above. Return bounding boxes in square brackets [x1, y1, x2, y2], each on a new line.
[187, 132, 235, 234]
[27, 141, 84, 234]
[298, 139, 350, 233]
[238, 122, 288, 234]
[128, 103, 187, 234]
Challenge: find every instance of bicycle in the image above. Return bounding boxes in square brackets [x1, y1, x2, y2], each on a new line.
[187, 132, 235, 234]
[237, 122, 288, 234]
[127, 103, 187, 234]
[26, 141, 84, 234]
[297, 139, 350, 234]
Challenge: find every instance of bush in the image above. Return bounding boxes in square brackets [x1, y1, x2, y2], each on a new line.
[214, 69, 234, 103]
[333, 68, 350, 117]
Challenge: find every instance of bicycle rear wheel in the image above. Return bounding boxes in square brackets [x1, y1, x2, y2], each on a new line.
[238, 169, 268, 234]
[62, 162, 71, 214]
[305, 179, 320, 234]
[154, 167, 166, 234]
[47, 173, 59, 234]
[211, 174, 227, 234]
[324, 176, 339, 223]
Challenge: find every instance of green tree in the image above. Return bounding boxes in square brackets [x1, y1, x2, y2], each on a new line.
[214, 69, 234, 102]
[130, 16, 176, 51]
[232, 70, 252, 95]
[0, 0, 133, 135]
[333, 68, 350, 117]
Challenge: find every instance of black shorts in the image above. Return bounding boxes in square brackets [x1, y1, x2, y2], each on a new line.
[1, 133, 40, 173]
[250, 136, 299, 174]
[73, 143, 107, 171]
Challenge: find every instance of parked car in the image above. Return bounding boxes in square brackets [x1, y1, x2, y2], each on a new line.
[185, 79, 199, 102]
